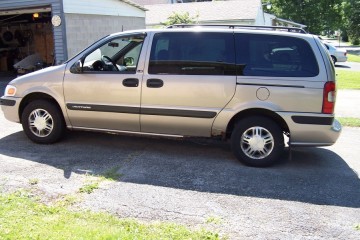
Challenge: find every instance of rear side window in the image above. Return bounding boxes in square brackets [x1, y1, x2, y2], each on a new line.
[149, 32, 236, 75]
[235, 34, 319, 77]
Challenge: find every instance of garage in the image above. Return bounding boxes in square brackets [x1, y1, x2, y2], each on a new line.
[0, 0, 66, 75]
[0, 0, 146, 75]
[0, 6, 55, 74]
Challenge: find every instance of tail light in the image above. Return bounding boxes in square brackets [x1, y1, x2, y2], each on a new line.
[322, 81, 336, 114]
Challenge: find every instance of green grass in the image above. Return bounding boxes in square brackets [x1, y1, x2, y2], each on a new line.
[0, 191, 221, 240]
[78, 166, 123, 194]
[337, 117, 360, 127]
[336, 70, 360, 89]
[347, 54, 360, 63]
[78, 181, 100, 194]
[355, 224, 360, 231]
[205, 216, 223, 225]
[29, 178, 39, 185]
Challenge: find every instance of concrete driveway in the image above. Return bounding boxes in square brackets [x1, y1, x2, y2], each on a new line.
[336, 90, 360, 118]
[334, 61, 360, 118]
[336, 61, 360, 71]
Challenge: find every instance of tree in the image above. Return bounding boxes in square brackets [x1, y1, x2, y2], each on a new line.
[343, 0, 360, 44]
[161, 12, 199, 26]
[263, 0, 343, 34]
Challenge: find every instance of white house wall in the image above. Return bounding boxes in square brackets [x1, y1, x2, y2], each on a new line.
[65, 14, 145, 57]
[63, 0, 145, 18]
[264, 13, 275, 26]
[255, 7, 266, 25]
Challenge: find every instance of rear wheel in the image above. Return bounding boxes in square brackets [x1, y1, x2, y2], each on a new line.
[231, 116, 284, 167]
[21, 100, 65, 143]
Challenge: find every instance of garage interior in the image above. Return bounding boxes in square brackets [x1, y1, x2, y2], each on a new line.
[0, 6, 54, 74]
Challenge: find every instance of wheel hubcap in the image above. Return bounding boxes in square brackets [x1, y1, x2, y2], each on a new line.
[28, 109, 53, 137]
[240, 127, 274, 159]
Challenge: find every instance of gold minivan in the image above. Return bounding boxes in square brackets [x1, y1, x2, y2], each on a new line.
[0, 25, 341, 167]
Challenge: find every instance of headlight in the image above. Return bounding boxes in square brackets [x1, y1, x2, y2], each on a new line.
[4, 85, 17, 97]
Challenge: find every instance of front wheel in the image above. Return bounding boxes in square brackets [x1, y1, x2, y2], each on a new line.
[21, 100, 65, 144]
[231, 116, 284, 167]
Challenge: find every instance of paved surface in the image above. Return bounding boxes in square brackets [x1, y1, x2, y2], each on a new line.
[0, 110, 360, 239]
[336, 90, 360, 118]
[336, 61, 360, 71]
[334, 61, 360, 118]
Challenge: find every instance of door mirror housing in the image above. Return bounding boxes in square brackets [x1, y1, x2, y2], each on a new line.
[124, 57, 134, 66]
[70, 60, 83, 74]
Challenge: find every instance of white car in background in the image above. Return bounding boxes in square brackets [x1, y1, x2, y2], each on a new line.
[324, 43, 348, 63]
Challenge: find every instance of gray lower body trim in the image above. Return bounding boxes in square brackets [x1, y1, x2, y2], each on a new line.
[66, 103, 217, 119]
[67, 103, 139, 114]
[70, 126, 184, 138]
[289, 142, 334, 147]
[291, 116, 334, 125]
[0, 98, 16, 106]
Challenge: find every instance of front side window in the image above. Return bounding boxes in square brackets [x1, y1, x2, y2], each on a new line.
[82, 34, 145, 73]
[149, 32, 236, 75]
[235, 34, 319, 77]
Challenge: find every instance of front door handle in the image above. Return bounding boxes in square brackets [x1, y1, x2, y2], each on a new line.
[123, 78, 139, 87]
[147, 79, 164, 88]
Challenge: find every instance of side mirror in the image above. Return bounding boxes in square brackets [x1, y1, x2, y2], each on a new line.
[124, 57, 134, 66]
[70, 60, 83, 74]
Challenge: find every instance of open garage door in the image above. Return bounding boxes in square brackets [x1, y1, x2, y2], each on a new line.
[0, 6, 54, 74]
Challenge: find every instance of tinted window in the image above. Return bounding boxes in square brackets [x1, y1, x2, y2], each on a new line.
[149, 32, 236, 75]
[235, 34, 319, 77]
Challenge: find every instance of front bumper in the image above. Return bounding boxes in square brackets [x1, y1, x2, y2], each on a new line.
[0, 96, 21, 123]
[278, 112, 342, 147]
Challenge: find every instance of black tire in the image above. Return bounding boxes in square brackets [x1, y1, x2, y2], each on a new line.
[21, 100, 65, 144]
[331, 55, 337, 64]
[231, 116, 284, 167]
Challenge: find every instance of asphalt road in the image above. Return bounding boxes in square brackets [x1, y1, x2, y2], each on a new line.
[0, 109, 360, 239]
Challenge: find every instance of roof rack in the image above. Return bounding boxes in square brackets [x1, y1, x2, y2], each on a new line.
[167, 24, 307, 34]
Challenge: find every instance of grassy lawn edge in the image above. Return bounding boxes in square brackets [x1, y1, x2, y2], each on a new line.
[336, 70, 360, 89]
[0, 191, 221, 240]
[337, 117, 360, 127]
[347, 54, 360, 63]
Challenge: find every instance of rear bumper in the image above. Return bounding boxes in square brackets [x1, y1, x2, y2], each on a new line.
[0, 96, 21, 123]
[278, 112, 341, 146]
[336, 56, 348, 62]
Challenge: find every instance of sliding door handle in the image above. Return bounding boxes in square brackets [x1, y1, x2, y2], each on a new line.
[147, 79, 164, 88]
